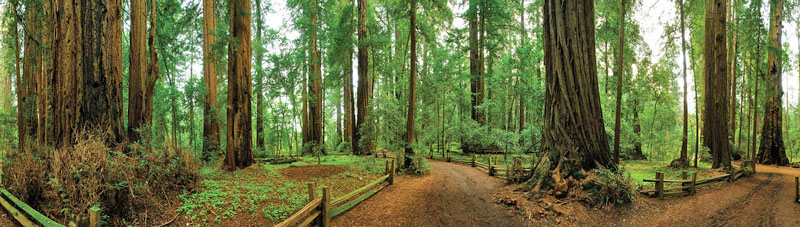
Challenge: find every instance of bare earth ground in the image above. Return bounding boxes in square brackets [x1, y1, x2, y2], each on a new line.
[335, 161, 800, 227]
[333, 160, 526, 227]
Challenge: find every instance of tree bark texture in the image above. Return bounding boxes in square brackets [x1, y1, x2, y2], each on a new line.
[404, 0, 417, 168]
[612, 0, 626, 166]
[225, 0, 254, 169]
[354, 0, 373, 155]
[703, 0, 732, 169]
[202, 0, 221, 160]
[758, 0, 788, 165]
[531, 0, 614, 192]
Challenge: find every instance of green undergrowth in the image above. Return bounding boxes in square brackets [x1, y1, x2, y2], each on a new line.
[177, 155, 388, 226]
[622, 160, 717, 189]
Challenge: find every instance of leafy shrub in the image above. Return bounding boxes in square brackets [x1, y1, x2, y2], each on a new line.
[580, 167, 635, 207]
[404, 154, 431, 175]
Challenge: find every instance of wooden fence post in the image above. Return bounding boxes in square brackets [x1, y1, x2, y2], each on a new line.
[447, 153, 451, 162]
[89, 206, 101, 227]
[489, 156, 494, 176]
[385, 160, 389, 175]
[472, 155, 476, 167]
[77, 214, 89, 227]
[682, 171, 688, 180]
[390, 160, 395, 185]
[321, 187, 331, 227]
[656, 172, 664, 200]
[795, 176, 798, 202]
[308, 183, 317, 202]
[690, 173, 697, 195]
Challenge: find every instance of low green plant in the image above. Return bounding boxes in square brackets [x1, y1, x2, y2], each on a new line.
[580, 168, 635, 207]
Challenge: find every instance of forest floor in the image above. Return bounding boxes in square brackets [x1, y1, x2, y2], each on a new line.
[332, 160, 526, 226]
[334, 160, 800, 227]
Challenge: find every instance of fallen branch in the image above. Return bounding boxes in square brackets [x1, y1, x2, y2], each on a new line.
[156, 213, 180, 227]
[204, 204, 219, 217]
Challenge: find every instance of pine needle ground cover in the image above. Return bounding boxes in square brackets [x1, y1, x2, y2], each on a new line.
[177, 155, 386, 226]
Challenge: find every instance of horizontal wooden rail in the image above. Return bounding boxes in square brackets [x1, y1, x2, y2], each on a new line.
[0, 187, 63, 227]
[332, 174, 390, 207]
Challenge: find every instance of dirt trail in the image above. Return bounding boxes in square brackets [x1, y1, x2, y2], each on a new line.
[616, 164, 800, 227]
[332, 160, 524, 227]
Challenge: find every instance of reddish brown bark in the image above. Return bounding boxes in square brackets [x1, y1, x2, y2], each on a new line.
[354, 0, 373, 155]
[612, 0, 626, 166]
[225, 0, 254, 169]
[404, 0, 418, 168]
[757, 0, 788, 165]
[703, 0, 732, 169]
[202, 0, 221, 160]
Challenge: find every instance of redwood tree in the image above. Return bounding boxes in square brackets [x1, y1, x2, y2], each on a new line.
[51, 0, 125, 148]
[354, 0, 373, 155]
[529, 0, 614, 194]
[612, 0, 626, 166]
[128, 0, 160, 144]
[757, 0, 788, 165]
[202, 0, 221, 160]
[703, 0, 732, 169]
[304, 0, 324, 153]
[404, 0, 418, 168]
[225, 0, 254, 169]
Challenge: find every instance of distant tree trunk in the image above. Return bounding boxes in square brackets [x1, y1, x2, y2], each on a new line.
[20, 1, 41, 148]
[469, 0, 482, 125]
[518, 0, 525, 134]
[302, 0, 323, 154]
[38, 1, 52, 144]
[751, 32, 762, 162]
[404, 0, 418, 168]
[632, 98, 645, 159]
[225, 0, 254, 169]
[128, 0, 160, 144]
[729, 6, 738, 144]
[703, 0, 732, 169]
[255, 0, 266, 151]
[10, 2, 23, 149]
[344, 5, 356, 149]
[51, 0, 125, 148]
[202, 0, 221, 160]
[675, 0, 689, 168]
[354, 0, 373, 155]
[757, 0, 788, 165]
[530, 0, 614, 195]
[612, 0, 625, 166]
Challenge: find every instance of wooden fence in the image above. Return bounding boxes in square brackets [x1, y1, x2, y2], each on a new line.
[431, 154, 532, 182]
[275, 159, 396, 227]
[640, 169, 746, 200]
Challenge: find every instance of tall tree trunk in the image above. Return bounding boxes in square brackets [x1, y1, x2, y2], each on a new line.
[202, 0, 221, 160]
[612, 0, 626, 166]
[757, 0, 788, 165]
[10, 2, 23, 149]
[354, 0, 373, 155]
[51, 0, 125, 148]
[128, 0, 159, 145]
[305, 0, 323, 153]
[703, 0, 732, 169]
[752, 32, 762, 162]
[676, 0, 689, 167]
[518, 0, 526, 134]
[530, 0, 613, 194]
[404, 0, 418, 168]
[225, 0, 254, 169]
[469, 0, 481, 126]
[632, 98, 644, 159]
[20, 1, 41, 148]
[255, 0, 266, 151]
[729, 5, 738, 144]
[344, 6, 355, 149]
[38, 1, 52, 144]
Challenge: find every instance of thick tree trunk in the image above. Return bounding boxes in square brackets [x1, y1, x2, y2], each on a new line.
[20, 1, 41, 148]
[344, 12, 355, 149]
[81, 0, 126, 145]
[530, 0, 613, 195]
[757, 0, 788, 165]
[128, 0, 159, 145]
[202, 0, 221, 160]
[729, 12, 738, 144]
[703, 0, 732, 169]
[612, 0, 626, 166]
[51, 0, 125, 148]
[354, 0, 373, 155]
[225, 0, 254, 170]
[469, 0, 482, 125]
[404, 0, 418, 168]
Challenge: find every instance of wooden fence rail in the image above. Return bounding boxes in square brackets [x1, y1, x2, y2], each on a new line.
[641, 169, 747, 200]
[0, 187, 65, 227]
[275, 159, 396, 227]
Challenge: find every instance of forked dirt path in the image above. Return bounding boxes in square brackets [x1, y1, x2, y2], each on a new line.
[332, 160, 524, 226]
[615, 164, 800, 227]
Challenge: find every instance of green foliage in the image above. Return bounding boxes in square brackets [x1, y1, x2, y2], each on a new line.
[580, 168, 635, 207]
[403, 154, 432, 175]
